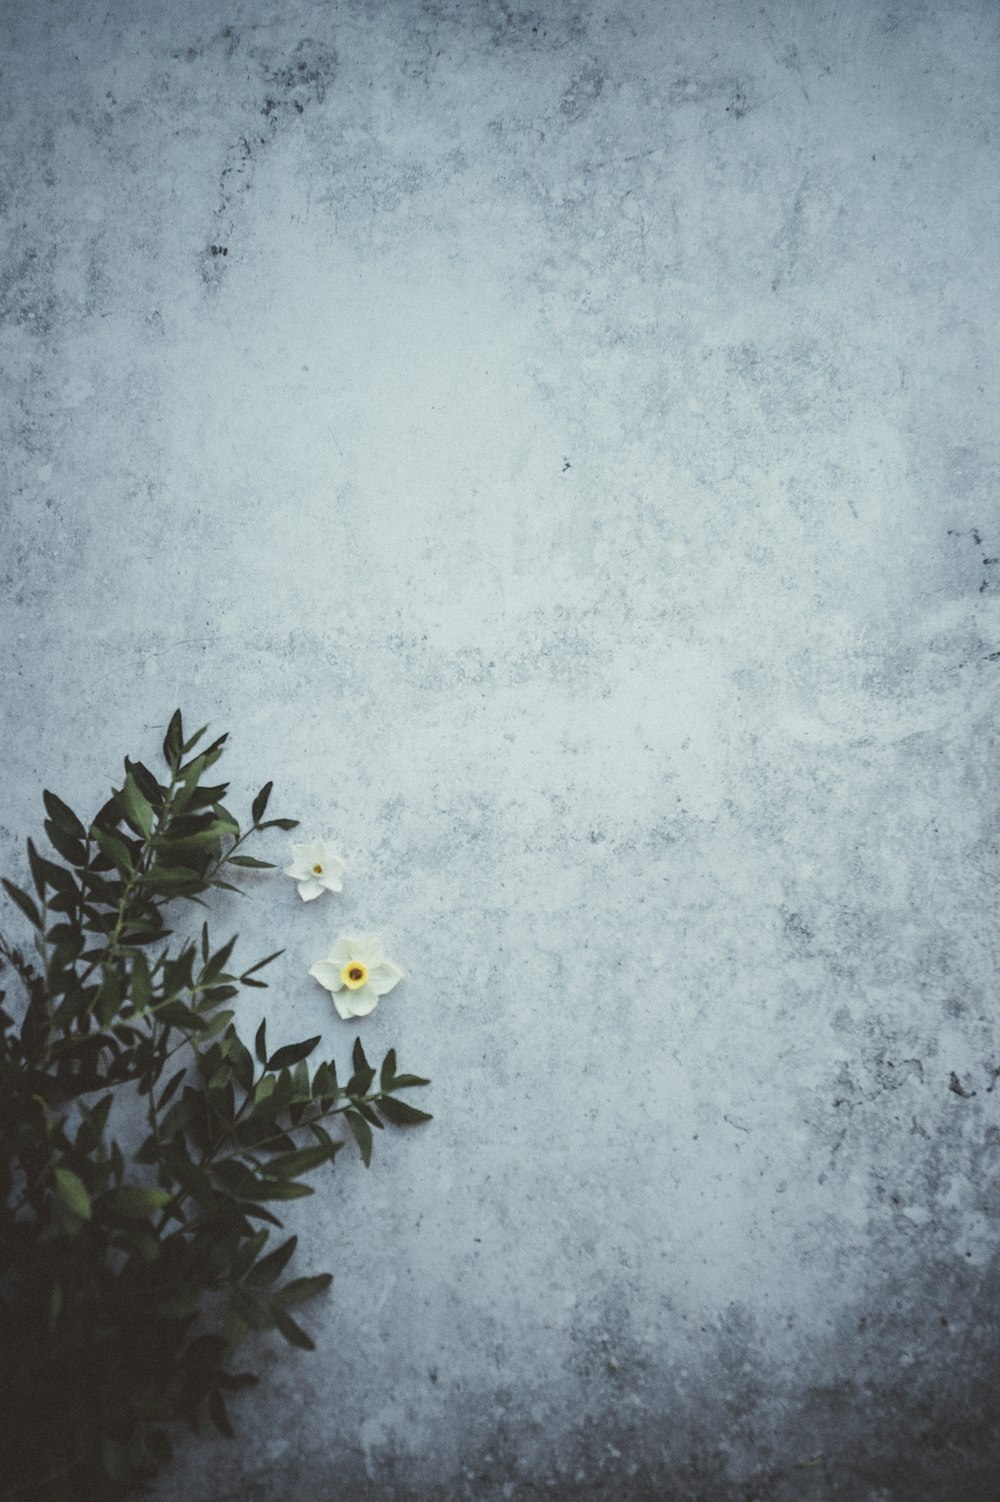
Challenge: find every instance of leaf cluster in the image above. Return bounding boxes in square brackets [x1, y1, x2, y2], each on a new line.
[0, 712, 431, 1500]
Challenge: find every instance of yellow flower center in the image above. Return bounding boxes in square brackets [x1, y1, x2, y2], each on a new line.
[312, 863, 324, 875]
[341, 962, 368, 990]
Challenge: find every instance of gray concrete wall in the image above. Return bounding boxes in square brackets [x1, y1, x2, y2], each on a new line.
[2, 1, 998, 1496]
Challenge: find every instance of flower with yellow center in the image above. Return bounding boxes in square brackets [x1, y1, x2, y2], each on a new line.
[283, 839, 346, 902]
[308, 935, 404, 1020]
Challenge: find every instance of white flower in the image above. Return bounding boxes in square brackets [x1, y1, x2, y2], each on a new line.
[284, 839, 346, 902]
[308, 934, 404, 1020]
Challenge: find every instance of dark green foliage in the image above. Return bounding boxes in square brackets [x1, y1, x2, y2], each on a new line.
[0, 712, 431, 1500]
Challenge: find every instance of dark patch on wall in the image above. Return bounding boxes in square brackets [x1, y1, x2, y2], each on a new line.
[201, 35, 338, 291]
[0, 245, 58, 337]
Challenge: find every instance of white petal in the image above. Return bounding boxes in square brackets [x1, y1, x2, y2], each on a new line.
[332, 989, 355, 1021]
[342, 983, 379, 1018]
[308, 960, 343, 992]
[368, 960, 403, 996]
[288, 841, 317, 869]
[319, 863, 345, 893]
[330, 937, 355, 966]
[349, 934, 383, 968]
[297, 877, 325, 902]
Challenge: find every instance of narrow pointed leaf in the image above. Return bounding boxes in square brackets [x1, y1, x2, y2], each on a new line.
[43, 790, 87, 840]
[274, 1273, 333, 1308]
[26, 837, 46, 898]
[248, 1234, 298, 1286]
[251, 782, 273, 825]
[345, 1109, 373, 1167]
[54, 1167, 92, 1220]
[241, 950, 284, 979]
[120, 772, 154, 838]
[163, 710, 184, 769]
[267, 1036, 321, 1072]
[2, 878, 42, 929]
[273, 1307, 315, 1350]
[377, 1096, 434, 1125]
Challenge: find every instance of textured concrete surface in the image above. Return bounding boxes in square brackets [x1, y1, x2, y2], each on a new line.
[2, 0, 999, 1496]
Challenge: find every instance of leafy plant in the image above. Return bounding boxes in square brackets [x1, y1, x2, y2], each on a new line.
[0, 712, 431, 1500]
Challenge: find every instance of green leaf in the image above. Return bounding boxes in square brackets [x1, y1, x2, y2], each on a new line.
[182, 721, 209, 754]
[44, 820, 87, 866]
[267, 1035, 321, 1072]
[181, 781, 230, 812]
[346, 1065, 376, 1098]
[163, 709, 184, 770]
[208, 1062, 233, 1091]
[380, 1048, 397, 1090]
[258, 817, 299, 831]
[227, 1032, 255, 1091]
[267, 1146, 330, 1178]
[2, 878, 42, 929]
[158, 1066, 187, 1109]
[253, 1180, 315, 1202]
[111, 1185, 173, 1218]
[230, 1286, 275, 1331]
[95, 967, 124, 1026]
[201, 982, 239, 1003]
[248, 1234, 298, 1286]
[55, 1167, 92, 1220]
[124, 756, 166, 807]
[120, 770, 154, 838]
[273, 1307, 315, 1351]
[131, 951, 152, 1009]
[155, 999, 203, 1029]
[204, 934, 238, 982]
[274, 1272, 333, 1308]
[91, 826, 134, 876]
[26, 837, 46, 898]
[37, 852, 79, 898]
[254, 1018, 267, 1065]
[241, 949, 284, 980]
[232, 1230, 270, 1282]
[345, 1109, 373, 1167]
[308, 1123, 343, 1166]
[389, 1073, 432, 1089]
[226, 854, 276, 868]
[163, 945, 196, 997]
[254, 1074, 276, 1105]
[161, 818, 238, 850]
[312, 1060, 335, 1103]
[141, 865, 204, 891]
[251, 781, 273, 825]
[377, 1096, 434, 1125]
[354, 1100, 384, 1129]
[43, 789, 87, 840]
[352, 1036, 370, 1075]
[223, 1308, 249, 1354]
